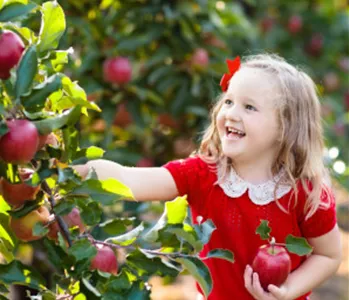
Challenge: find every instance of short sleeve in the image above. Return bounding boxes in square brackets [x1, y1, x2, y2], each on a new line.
[162, 156, 215, 207]
[298, 187, 337, 238]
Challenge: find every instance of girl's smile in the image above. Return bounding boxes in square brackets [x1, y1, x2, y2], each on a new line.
[216, 67, 282, 180]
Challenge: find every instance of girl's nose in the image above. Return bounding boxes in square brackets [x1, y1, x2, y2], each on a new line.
[226, 105, 242, 121]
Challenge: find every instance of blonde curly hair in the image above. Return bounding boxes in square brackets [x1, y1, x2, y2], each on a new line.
[198, 53, 331, 218]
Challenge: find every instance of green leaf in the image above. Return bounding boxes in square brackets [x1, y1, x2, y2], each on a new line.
[0, 2, 36, 22]
[99, 217, 135, 235]
[285, 235, 313, 256]
[103, 269, 133, 295]
[79, 201, 102, 226]
[33, 106, 81, 135]
[107, 222, 144, 246]
[206, 249, 234, 263]
[193, 219, 216, 245]
[0, 122, 8, 138]
[21, 74, 63, 111]
[175, 257, 212, 299]
[68, 238, 97, 262]
[0, 260, 45, 289]
[256, 219, 271, 240]
[126, 249, 179, 277]
[166, 195, 188, 224]
[15, 45, 38, 99]
[166, 227, 202, 252]
[32, 222, 49, 237]
[70, 178, 134, 205]
[37, 1, 66, 53]
[0, 238, 14, 263]
[73, 146, 105, 161]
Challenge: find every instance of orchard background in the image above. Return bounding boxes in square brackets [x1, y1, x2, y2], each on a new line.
[0, 0, 348, 300]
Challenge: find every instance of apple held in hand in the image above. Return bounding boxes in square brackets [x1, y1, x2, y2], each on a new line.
[0, 119, 39, 164]
[252, 244, 291, 291]
[0, 168, 40, 207]
[47, 207, 85, 240]
[10, 206, 50, 242]
[0, 30, 25, 80]
[90, 244, 118, 275]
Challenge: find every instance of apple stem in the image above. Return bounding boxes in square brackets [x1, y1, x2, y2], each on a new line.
[270, 237, 276, 254]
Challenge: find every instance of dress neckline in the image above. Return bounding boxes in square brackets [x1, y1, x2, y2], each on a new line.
[217, 166, 292, 205]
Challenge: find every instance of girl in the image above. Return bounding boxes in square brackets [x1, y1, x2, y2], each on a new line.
[74, 54, 342, 300]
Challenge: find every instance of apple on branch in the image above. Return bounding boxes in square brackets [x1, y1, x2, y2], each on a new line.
[0, 119, 39, 164]
[90, 244, 118, 275]
[0, 30, 25, 80]
[10, 206, 50, 242]
[47, 207, 85, 241]
[0, 168, 40, 208]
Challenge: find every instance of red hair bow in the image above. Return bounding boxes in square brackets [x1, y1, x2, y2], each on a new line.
[219, 56, 241, 92]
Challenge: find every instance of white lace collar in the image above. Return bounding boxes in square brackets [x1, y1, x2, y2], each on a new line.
[218, 166, 292, 205]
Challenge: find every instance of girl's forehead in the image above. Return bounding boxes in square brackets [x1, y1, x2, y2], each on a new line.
[227, 67, 281, 100]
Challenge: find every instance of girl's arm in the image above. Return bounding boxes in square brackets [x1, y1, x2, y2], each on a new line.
[73, 159, 179, 202]
[244, 224, 342, 300]
[276, 224, 342, 299]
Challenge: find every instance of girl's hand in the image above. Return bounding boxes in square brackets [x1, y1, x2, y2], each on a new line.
[244, 265, 290, 300]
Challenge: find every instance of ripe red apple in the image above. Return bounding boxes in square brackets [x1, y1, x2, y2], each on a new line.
[306, 33, 323, 57]
[157, 113, 179, 129]
[287, 15, 303, 34]
[47, 207, 85, 240]
[90, 244, 118, 275]
[103, 57, 132, 85]
[113, 103, 132, 128]
[10, 206, 50, 242]
[252, 244, 291, 291]
[0, 119, 39, 164]
[0, 168, 40, 207]
[191, 48, 209, 70]
[0, 30, 25, 80]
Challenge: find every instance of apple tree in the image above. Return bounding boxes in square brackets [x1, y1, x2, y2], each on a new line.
[0, 2, 235, 299]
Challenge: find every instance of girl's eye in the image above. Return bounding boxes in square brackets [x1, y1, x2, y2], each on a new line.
[246, 104, 256, 111]
[224, 99, 233, 105]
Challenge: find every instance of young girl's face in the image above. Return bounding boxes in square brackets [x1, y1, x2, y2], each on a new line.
[216, 67, 281, 168]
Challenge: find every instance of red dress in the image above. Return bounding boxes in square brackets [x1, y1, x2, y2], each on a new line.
[163, 156, 337, 300]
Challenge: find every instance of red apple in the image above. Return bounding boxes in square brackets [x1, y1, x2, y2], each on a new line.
[47, 207, 85, 240]
[191, 48, 209, 70]
[1, 168, 40, 207]
[287, 15, 303, 34]
[90, 244, 118, 275]
[0, 119, 39, 164]
[252, 244, 291, 291]
[306, 33, 323, 57]
[113, 103, 132, 128]
[0, 30, 25, 80]
[157, 113, 179, 129]
[10, 206, 50, 242]
[103, 57, 132, 85]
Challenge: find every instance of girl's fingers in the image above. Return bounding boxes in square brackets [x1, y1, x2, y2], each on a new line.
[244, 265, 253, 291]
